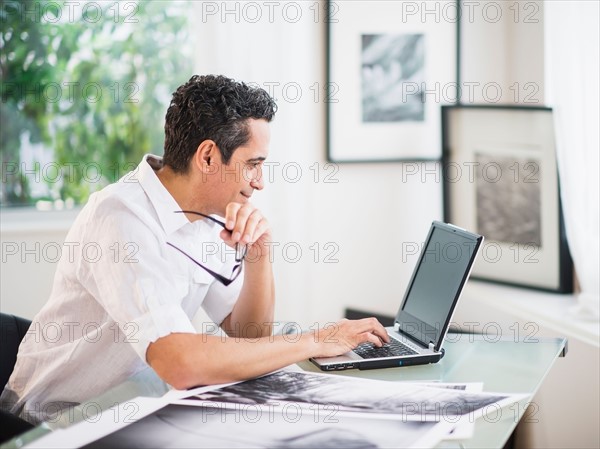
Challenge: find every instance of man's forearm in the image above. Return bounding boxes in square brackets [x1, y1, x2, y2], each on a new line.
[149, 332, 318, 389]
[223, 251, 275, 338]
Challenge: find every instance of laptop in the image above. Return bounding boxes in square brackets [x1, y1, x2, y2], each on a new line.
[310, 221, 483, 371]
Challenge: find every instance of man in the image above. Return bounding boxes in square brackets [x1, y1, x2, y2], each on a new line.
[1, 75, 389, 424]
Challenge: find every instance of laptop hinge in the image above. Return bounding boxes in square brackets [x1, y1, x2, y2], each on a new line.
[429, 342, 435, 351]
[394, 322, 400, 332]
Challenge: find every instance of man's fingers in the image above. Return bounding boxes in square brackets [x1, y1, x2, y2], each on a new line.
[220, 228, 234, 244]
[374, 325, 390, 344]
[361, 332, 384, 347]
[231, 204, 255, 243]
[353, 317, 390, 342]
[225, 203, 242, 230]
[365, 318, 389, 343]
[225, 203, 270, 245]
[225, 203, 251, 242]
[315, 318, 393, 358]
[241, 211, 262, 245]
[249, 218, 270, 246]
[232, 205, 252, 236]
[347, 318, 390, 347]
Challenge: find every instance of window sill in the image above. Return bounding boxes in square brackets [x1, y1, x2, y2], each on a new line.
[459, 280, 600, 348]
[0, 207, 81, 234]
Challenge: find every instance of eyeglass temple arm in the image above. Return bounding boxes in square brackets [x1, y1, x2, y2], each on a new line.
[166, 242, 236, 286]
[174, 210, 245, 262]
[175, 210, 227, 228]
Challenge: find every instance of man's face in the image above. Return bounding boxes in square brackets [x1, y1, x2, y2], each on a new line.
[210, 118, 270, 213]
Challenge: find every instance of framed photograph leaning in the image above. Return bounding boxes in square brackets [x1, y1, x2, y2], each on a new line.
[442, 105, 573, 293]
[327, 1, 458, 162]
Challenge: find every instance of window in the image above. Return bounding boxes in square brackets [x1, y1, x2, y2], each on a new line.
[1, 0, 192, 209]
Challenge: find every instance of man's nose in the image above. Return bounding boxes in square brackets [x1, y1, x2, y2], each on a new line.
[250, 175, 264, 190]
[250, 165, 264, 190]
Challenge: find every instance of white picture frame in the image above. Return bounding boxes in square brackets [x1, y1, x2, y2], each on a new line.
[327, 0, 458, 162]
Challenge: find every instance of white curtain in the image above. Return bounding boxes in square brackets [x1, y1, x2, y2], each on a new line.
[545, 1, 600, 319]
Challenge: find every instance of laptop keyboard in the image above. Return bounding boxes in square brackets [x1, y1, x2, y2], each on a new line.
[354, 338, 418, 359]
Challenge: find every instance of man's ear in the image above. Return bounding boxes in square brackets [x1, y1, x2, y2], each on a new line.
[193, 140, 218, 173]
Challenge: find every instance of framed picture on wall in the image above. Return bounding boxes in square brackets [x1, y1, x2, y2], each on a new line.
[327, 0, 458, 162]
[442, 105, 573, 293]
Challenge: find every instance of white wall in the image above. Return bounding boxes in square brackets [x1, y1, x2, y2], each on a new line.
[461, 0, 545, 104]
[1, 209, 78, 319]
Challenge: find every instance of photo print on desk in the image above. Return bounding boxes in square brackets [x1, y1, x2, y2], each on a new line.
[178, 371, 523, 422]
[83, 403, 450, 449]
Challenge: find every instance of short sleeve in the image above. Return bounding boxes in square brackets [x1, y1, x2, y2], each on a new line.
[76, 199, 196, 362]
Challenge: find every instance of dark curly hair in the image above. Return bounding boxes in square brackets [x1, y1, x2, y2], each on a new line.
[163, 75, 277, 172]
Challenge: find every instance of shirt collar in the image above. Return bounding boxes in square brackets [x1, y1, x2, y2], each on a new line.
[134, 154, 189, 236]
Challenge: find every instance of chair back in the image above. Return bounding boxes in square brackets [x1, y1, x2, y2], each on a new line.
[0, 313, 32, 391]
[0, 313, 35, 443]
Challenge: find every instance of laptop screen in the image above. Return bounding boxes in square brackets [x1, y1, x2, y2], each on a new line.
[396, 222, 481, 349]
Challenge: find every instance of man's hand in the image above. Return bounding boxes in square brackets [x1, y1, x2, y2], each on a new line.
[311, 318, 391, 358]
[220, 202, 271, 260]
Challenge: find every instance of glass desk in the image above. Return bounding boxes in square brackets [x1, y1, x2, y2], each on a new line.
[3, 334, 567, 449]
[299, 335, 568, 448]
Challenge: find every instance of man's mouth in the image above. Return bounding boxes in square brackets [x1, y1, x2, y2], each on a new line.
[241, 192, 252, 199]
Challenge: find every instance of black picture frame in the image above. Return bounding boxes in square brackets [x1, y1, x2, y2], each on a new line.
[326, 1, 459, 162]
[441, 105, 573, 293]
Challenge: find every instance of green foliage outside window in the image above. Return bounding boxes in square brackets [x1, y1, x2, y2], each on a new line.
[1, 0, 193, 207]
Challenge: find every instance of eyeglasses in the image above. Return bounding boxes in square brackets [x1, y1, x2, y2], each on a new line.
[166, 210, 247, 286]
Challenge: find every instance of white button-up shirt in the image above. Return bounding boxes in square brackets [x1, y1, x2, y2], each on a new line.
[1, 155, 242, 424]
